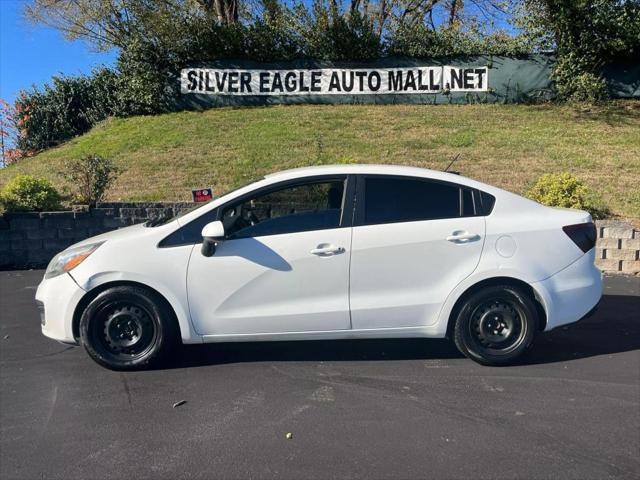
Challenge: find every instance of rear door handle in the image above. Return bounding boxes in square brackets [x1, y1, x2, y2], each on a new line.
[446, 231, 480, 242]
[310, 244, 345, 256]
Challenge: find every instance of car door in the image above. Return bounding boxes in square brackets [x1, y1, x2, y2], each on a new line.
[187, 175, 354, 336]
[349, 175, 485, 329]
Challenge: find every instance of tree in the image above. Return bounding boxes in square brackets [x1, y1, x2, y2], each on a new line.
[25, 0, 520, 52]
[0, 99, 32, 166]
[521, 0, 640, 61]
[518, 0, 640, 100]
[24, 0, 141, 50]
[24, 0, 241, 51]
[196, 0, 239, 25]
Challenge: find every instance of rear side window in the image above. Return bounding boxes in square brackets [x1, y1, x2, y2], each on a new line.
[363, 177, 462, 225]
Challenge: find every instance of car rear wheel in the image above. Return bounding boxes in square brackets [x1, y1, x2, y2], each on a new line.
[79, 286, 178, 370]
[453, 285, 539, 366]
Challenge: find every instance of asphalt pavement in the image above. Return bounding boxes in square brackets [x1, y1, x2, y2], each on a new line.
[1, 270, 639, 480]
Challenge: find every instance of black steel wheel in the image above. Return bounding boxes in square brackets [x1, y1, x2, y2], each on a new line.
[80, 286, 178, 370]
[96, 303, 157, 358]
[453, 285, 539, 366]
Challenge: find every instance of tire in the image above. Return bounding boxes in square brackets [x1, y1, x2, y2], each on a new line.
[79, 286, 179, 370]
[453, 285, 539, 366]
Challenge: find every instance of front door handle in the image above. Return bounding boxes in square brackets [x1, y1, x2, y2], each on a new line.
[446, 231, 480, 243]
[310, 244, 345, 256]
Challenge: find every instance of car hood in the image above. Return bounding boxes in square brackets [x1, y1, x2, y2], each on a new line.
[70, 223, 149, 249]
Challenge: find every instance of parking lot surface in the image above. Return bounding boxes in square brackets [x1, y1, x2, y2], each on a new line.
[1, 270, 639, 480]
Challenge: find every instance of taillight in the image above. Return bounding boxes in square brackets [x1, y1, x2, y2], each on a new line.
[563, 222, 597, 253]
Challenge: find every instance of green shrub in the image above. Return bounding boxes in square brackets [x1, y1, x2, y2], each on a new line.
[0, 174, 62, 212]
[111, 39, 178, 117]
[525, 172, 608, 219]
[293, 4, 382, 60]
[386, 24, 533, 58]
[244, 19, 301, 62]
[61, 155, 120, 207]
[12, 63, 175, 153]
[565, 72, 608, 103]
[551, 55, 608, 103]
[520, 0, 640, 103]
[14, 69, 120, 152]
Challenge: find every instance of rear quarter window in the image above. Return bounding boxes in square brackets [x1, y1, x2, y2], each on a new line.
[477, 190, 496, 215]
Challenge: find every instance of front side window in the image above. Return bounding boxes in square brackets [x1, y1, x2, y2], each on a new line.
[364, 177, 463, 225]
[222, 180, 345, 239]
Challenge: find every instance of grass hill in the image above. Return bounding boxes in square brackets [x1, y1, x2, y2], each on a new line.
[1, 102, 639, 222]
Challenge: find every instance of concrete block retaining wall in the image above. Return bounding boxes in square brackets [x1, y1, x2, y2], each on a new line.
[1, 204, 639, 275]
[0, 202, 192, 269]
[594, 220, 640, 275]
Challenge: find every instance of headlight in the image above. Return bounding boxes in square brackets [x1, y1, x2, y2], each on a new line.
[45, 242, 104, 279]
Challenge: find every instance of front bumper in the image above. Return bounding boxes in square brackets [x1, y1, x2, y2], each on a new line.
[533, 250, 603, 331]
[35, 272, 86, 344]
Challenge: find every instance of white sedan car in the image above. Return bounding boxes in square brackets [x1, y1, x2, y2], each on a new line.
[36, 165, 602, 369]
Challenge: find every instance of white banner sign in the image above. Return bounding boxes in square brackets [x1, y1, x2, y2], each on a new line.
[181, 66, 488, 95]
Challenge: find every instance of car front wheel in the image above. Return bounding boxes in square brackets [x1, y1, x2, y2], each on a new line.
[453, 285, 539, 366]
[79, 286, 178, 370]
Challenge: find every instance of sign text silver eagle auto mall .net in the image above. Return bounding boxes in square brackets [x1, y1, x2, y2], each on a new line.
[181, 66, 489, 95]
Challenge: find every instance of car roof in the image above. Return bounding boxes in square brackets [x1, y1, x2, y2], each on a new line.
[176, 163, 524, 227]
[265, 164, 487, 190]
[266, 164, 442, 178]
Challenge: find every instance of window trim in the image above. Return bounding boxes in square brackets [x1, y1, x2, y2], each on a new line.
[158, 173, 495, 247]
[461, 187, 476, 217]
[158, 207, 219, 248]
[353, 174, 480, 227]
[159, 175, 355, 247]
[216, 174, 355, 240]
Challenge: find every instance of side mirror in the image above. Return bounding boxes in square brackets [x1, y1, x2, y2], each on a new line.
[201, 221, 225, 257]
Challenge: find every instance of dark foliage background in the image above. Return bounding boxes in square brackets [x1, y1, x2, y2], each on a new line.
[12, 0, 640, 152]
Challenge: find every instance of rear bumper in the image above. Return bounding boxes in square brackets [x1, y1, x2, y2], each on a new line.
[35, 272, 85, 344]
[532, 250, 603, 331]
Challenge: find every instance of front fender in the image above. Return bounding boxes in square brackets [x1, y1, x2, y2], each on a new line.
[73, 270, 202, 344]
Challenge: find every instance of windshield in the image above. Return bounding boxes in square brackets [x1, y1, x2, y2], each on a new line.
[144, 176, 265, 227]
